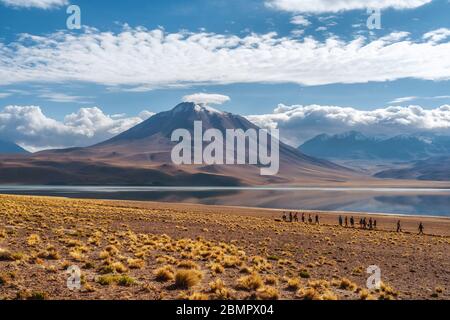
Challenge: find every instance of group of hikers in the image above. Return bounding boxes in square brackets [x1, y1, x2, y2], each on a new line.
[397, 220, 425, 235]
[339, 215, 376, 230]
[281, 211, 426, 235]
[282, 212, 320, 224]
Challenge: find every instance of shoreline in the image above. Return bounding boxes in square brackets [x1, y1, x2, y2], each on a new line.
[2, 193, 449, 237]
[1, 191, 450, 220]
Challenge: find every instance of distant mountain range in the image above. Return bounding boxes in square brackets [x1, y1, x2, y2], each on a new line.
[0, 103, 355, 186]
[0, 140, 28, 154]
[299, 131, 450, 161]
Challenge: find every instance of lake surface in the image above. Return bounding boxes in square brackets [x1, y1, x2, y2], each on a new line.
[1, 185, 450, 217]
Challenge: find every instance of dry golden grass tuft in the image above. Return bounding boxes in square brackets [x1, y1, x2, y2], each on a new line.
[257, 286, 279, 300]
[97, 274, 136, 286]
[287, 277, 301, 291]
[174, 269, 203, 289]
[27, 234, 41, 246]
[127, 258, 145, 269]
[177, 260, 199, 270]
[236, 273, 264, 291]
[154, 266, 175, 282]
[377, 282, 398, 300]
[336, 278, 357, 291]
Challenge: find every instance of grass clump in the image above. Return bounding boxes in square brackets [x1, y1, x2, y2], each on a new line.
[174, 269, 203, 289]
[154, 266, 175, 282]
[96, 274, 136, 286]
[338, 278, 357, 291]
[127, 258, 145, 269]
[236, 273, 264, 291]
[287, 277, 301, 291]
[210, 263, 224, 274]
[27, 234, 41, 246]
[177, 260, 199, 270]
[187, 292, 209, 300]
[257, 286, 279, 300]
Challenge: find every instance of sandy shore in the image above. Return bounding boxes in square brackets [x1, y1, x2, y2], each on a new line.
[101, 199, 450, 237]
[0, 194, 448, 300]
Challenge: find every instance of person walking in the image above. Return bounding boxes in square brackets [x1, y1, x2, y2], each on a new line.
[418, 222, 424, 235]
[339, 215, 343, 227]
[397, 220, 402, 233]
[345, 216, 348, 227]
[350, 216, 355, 228]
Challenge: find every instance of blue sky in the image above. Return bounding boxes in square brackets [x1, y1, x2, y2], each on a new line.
[1, 0, 450, 150]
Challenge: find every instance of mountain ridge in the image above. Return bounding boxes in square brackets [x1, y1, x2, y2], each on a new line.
[0, 102, 357, 186]
[299, 131, 450, 161]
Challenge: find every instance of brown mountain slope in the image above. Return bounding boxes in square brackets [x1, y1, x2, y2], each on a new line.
[0, 103, 360, 186]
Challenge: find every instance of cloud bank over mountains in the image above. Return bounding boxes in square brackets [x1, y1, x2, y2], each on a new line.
[2, 103, 450, 151]
[247, 104, 450, 147]
[0, 105, 153, 152]
[0, 27, 449, 89]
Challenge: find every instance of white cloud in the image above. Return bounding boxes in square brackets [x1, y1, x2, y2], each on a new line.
[0, 105, 153, 151]
[291, 29, 305, 37]
[265, 0, 432, 13]
[290, 15, 311, 26]
[182, 93, 230, 105]
[423, 28, 450, 43]
[0, 0, 68, 9]
[389, 95, 450, 104]
[1, 27, 450, 88]
[138, 110, 155, 120]
[38, 92, 91, 103]
[0, 93, 12, 99]
[247, 104, 450, 146]
[389, 96, 418, 104]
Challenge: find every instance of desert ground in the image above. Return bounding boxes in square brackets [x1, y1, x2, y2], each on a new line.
[0, 194, 448, 300]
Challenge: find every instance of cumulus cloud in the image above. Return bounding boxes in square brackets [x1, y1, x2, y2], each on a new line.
[0, 27, 450, 88]
[0, 106, 153, 152]
[182, 93, 230, 105]
[247, 104, 450, 147]
[290, 15, 311, 26]
[265, 0, 432, 13]
[0, 0, 68, 9]
[423, 28, 450, 43]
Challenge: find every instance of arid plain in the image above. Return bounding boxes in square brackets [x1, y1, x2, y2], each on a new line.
[0, 194, 448, 300]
